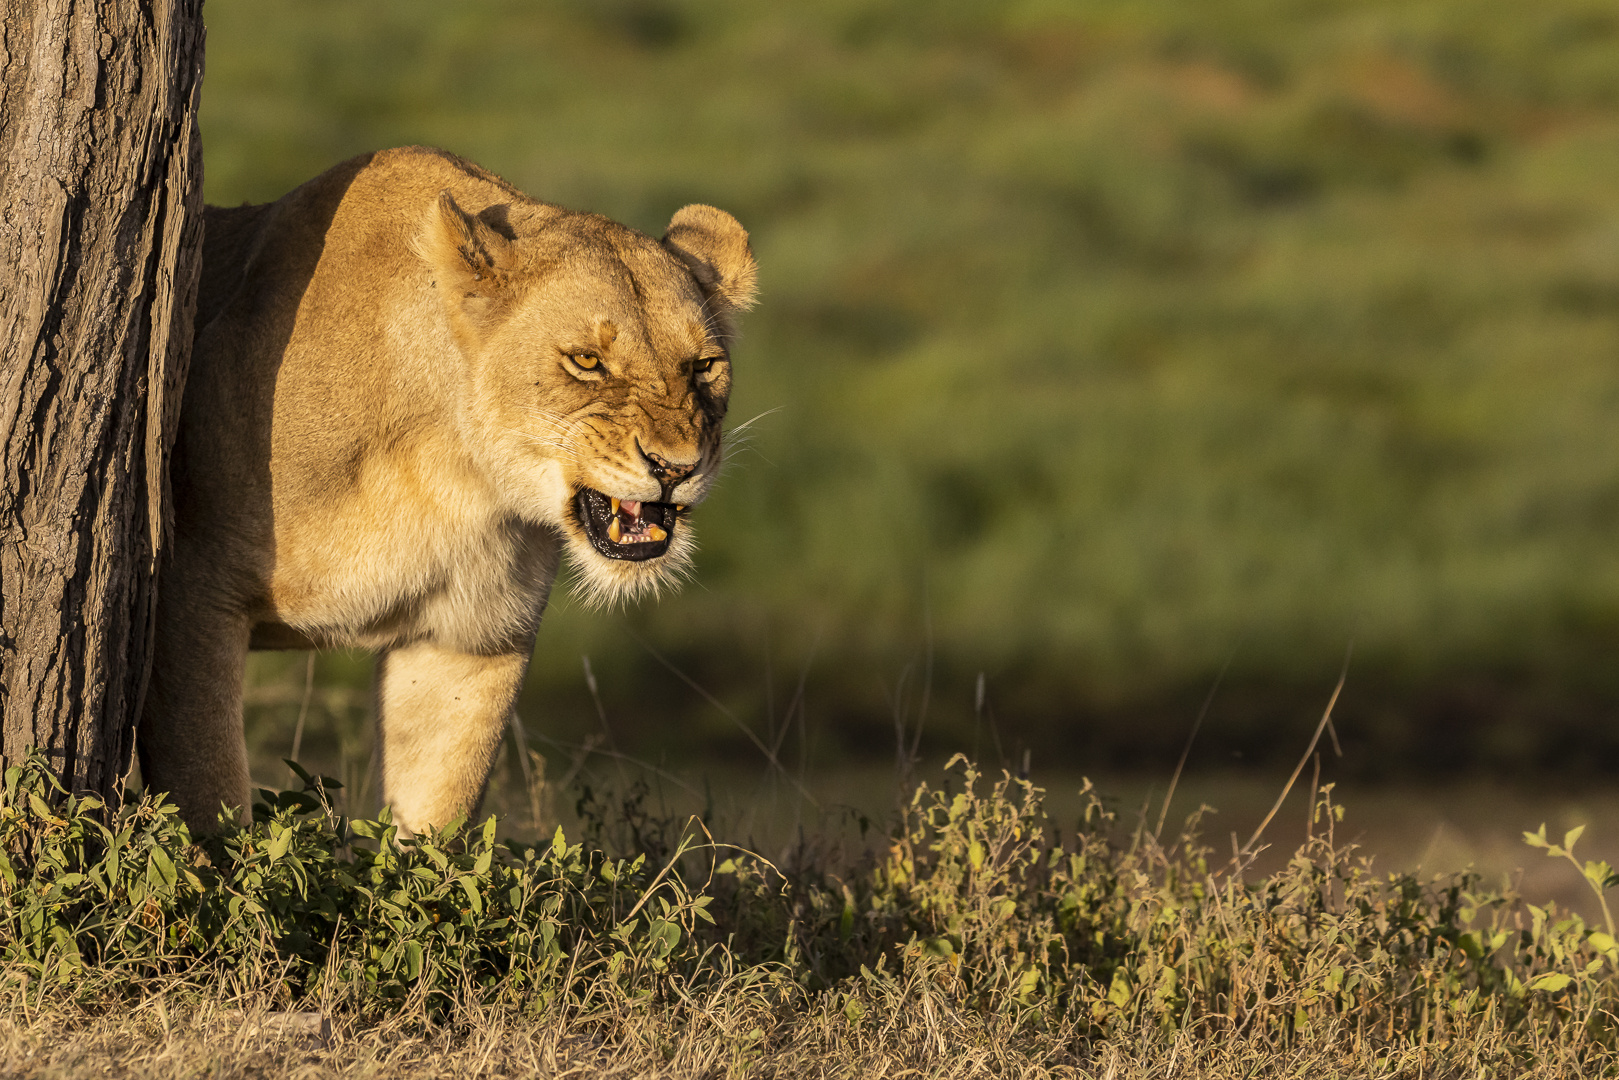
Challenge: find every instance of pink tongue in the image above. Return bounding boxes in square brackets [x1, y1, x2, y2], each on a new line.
[621, 499, 642, 519]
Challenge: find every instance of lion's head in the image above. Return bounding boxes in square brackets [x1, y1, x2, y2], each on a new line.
[413, 191, 756, 607]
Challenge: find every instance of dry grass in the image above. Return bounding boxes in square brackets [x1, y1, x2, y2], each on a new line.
[0, 992, 1607, 1078]
[1, 754, 1614, 1078]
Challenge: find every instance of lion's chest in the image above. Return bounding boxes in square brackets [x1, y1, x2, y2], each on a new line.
[265, 456, 559, 654]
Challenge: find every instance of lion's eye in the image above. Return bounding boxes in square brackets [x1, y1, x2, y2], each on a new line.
[570, 353, 601, 371]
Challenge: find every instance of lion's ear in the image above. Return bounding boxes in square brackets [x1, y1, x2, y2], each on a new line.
[662, 205, 758, 327]
[414, 191, 517, 301]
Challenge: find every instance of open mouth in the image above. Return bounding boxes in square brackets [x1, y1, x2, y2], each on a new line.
[574, 488, 679, 561]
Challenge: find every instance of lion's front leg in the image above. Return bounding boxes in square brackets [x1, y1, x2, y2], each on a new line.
[375, 640, 531, 836]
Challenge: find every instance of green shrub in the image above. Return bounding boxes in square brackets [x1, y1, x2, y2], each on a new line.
[0, 757, 729, 1015]
[0, 752, 1613, 1058]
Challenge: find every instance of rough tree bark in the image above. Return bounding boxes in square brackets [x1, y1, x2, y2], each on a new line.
[0, 0, 205, 801]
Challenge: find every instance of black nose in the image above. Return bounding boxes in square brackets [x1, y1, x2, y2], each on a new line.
[639, 444, 697, 496]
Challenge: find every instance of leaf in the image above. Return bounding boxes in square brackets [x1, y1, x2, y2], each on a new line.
[1524, 826, 1549, 848]
[1528, 973, 1573, 993]
[1564, 825, 1587, 851]
[1107, 969, 1133, 1008]
[147, 847, 178, 894]
[692, 896, 715, 924]
[651, 918, 681, 957]
[403, 939, 424, 980]
[266, 826, 293, 863]
[1589, 931, 1618, 954]
[458, 876, 483, 915]
[1015, 965, 1041, 1001]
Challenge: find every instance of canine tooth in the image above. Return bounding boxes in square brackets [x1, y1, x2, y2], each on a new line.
[607, 518, 622, 544]
[647, 524, 667, 542]
[675, 504, 686, 512]
[610, 497, 620, 515]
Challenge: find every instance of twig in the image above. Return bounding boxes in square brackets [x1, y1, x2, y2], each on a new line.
[758, 630, 821, 825]
[1305, 752, 1321, 841]
[890, 662, 914, 796]
[528, 730, 700, 798]
[1238, 647, 1351, 858]
[580, 654, 627, 785]
[508, 711, 541, 829]
[908, 603, 934, 765]
[1155, 651, 1236, 840]
[621, 821, 706, 925]
[624, 626, 820, 808]
[288, 653, 315, 775]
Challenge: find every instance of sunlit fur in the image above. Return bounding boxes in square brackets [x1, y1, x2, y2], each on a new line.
[141, 147, 756, 836]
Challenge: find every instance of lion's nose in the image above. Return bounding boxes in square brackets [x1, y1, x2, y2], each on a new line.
[638, 443, 697, 490]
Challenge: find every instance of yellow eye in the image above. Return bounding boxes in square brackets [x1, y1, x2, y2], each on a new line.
[570, 353, 600, 371]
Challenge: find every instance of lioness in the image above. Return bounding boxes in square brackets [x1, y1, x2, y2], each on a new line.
[141, 147, 756, 834]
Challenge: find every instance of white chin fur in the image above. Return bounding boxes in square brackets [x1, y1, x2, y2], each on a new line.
[563, 522, 697, 610]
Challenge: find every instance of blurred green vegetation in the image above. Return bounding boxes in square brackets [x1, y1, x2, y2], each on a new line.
[205, 0, 1619, 776]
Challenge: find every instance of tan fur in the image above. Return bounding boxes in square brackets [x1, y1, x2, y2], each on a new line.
[140, 147, 756, 835]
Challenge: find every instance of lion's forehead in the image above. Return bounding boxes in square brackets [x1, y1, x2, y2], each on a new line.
[517, 306, 711, 375]
[525, 226, 703, 304]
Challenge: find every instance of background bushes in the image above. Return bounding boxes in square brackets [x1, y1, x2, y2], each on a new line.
[202, 0, 1619, 775]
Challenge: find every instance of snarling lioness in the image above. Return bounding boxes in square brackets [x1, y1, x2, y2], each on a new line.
[141, 147, 756, 834]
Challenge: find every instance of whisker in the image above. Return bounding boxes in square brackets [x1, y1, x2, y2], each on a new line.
[725, 407, 782, 439]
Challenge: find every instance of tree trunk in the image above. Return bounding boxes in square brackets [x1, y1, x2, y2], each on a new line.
[0, 0, 205, 802]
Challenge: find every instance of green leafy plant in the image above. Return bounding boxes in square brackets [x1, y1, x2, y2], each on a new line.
[0, 751, 1614, 1064]
[0, 753, 749, 1016]
[1523, 821, 1619, 985]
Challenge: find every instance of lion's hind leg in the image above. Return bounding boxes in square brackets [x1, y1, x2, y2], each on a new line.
[140, 593, 254, 832]
[375, 641, 530, 837]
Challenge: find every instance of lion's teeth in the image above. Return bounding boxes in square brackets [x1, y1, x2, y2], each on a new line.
[647, 524, 667, 542]
[675, 504, 686, 512]
[607, 518, 622, 544]
[610, 497, 620, 515]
